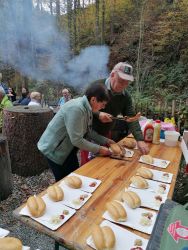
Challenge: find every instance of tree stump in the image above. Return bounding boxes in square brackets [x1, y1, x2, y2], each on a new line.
[0, 135, 13, 201]
[2, 106, 53, 176]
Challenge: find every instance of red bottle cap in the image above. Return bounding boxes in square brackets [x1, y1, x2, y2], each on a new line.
[156, 120, 161, 123]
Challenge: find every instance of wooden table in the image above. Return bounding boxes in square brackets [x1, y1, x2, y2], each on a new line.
[13, 140, 182, 250]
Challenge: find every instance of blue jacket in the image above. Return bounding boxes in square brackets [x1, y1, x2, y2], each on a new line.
[38, 96, 108, 165]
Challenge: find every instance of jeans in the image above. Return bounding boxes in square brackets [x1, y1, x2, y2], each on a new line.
[47, 147, 79, 182]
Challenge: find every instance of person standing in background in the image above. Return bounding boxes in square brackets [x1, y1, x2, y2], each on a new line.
[58, 88, 72, 106]
[28, 92, 42, 107]
[18, 87, 31, 105]
[7, 87, 17, 102]
[0, 86, 13, 132]
[0, 73, 9, 94]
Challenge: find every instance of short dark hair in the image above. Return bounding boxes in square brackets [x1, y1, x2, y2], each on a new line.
[85, 83, 109, 102]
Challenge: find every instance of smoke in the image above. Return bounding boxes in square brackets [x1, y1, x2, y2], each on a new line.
[0, 0, 110, 87]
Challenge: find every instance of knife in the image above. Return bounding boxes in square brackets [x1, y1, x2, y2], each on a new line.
[110, 155, 132, 162]
[111, 116, 128, 121]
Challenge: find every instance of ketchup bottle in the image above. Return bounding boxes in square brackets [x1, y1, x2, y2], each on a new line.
[144, 121, 154, 143]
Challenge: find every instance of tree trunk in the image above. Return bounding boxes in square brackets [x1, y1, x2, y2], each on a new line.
[171, 99, 176, 117]
[67, 0, 73, 51]
[0, 135, 13, 201]
[73, 0, 78, 53]
[101, 0, 105, 44]
[2, 106, 53, 176]
[95, 0, 100, 44]
[50, 0, 53, 15]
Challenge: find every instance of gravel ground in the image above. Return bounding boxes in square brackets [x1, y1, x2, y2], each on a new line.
[0, 169, 65, 250]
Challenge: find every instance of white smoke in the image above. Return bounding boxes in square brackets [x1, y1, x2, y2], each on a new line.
[0, 0, 110, 87]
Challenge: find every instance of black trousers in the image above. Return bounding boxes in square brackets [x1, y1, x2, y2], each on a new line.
[47, 147, 79, 182]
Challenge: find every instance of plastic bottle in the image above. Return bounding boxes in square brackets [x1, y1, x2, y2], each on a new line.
[143, 120, 154, 143]
[152, 120, 161, 144]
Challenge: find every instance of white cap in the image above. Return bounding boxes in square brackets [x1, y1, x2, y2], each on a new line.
[113, 62, 134, 82]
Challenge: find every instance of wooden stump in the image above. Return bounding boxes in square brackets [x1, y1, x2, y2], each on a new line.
[0, 135, 13, 201]
[2, 106, 53, 176]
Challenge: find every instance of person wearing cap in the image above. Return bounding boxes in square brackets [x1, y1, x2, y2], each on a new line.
[0, 86, 13, 132]
[92, 62, 149, 155]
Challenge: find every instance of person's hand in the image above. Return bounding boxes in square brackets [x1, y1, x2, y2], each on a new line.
[99, 112, 113, 123]
[106, 139, 116, 147]
[125, 112, 141, 123]
[137, 141, 150, 155]
[99, 146, 111, 156]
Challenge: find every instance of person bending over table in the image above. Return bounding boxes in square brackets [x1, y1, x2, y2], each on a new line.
[92, 62, 149, 155]
[38, 83, 114, 181]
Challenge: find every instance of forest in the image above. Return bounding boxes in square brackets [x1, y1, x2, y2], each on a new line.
[0, 0, 188, 114]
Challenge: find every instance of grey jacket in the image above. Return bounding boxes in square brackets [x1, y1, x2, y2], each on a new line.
[38, 95, 108, 165]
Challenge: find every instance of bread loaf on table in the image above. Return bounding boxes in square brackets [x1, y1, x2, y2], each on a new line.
[106, 200, 127, 222]
[27, 196, 46, 218]
[64, 175, 82, 189]
[47, 185, 64, 202]
[136, 166, 153, 179]
[110, 143, 123, 156]
[0, 237, 22, 250]
[121, 190, 141, 208]
[121, 140, 136, 149]
[130, 176, 149, 189]
[141, 154, 153, 164]
[91, 225, 116, 250]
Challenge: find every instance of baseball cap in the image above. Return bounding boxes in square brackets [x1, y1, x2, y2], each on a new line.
[113, 62, 134, 82]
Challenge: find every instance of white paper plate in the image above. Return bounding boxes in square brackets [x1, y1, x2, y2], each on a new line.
[130, 179, 170, 198]
[19, 196, 76, 230]
[87, 220, 148, 250]
[103, 201, 157, 234]
[0, 228, 10, 238]
[128, 187, 167, 211]
[45, 185, 92, 210]
[124, 148, 134, 158]
[137, 168, 173, 184]
[139, 157, 170, 169]
[61, 173, 101, 193]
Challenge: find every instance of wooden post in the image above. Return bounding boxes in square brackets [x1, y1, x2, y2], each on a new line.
[2, 106, 53, 176]
[0, 135, 13, 201]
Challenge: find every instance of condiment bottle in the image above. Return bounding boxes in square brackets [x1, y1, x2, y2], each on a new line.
[152, 120, 161, 144]
[143, 120, 154, 143]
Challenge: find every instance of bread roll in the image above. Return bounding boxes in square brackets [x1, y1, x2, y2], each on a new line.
[27, 196, 46, 218]
[47, 185, 64, 202]
[0, 237, 22, 250]
[91, 225, 115, 250]
[64, 175, 82, 189]
[141, 155, 153, 164]
[130, 176, 149, 189]
[136, 167, 153, 179]
[121, 140, 136, 149]
[106, 200, 127, 222]
[121, 191, 141, 208]
[110, 143, 122, 156]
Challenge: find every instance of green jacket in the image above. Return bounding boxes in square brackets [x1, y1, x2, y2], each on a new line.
[0, 95, 13, 130]
[92, 78, 144, 141]
[38, 95, 108, 165]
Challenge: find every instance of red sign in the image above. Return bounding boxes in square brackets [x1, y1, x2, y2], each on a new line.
[168, 220, 188, 243]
